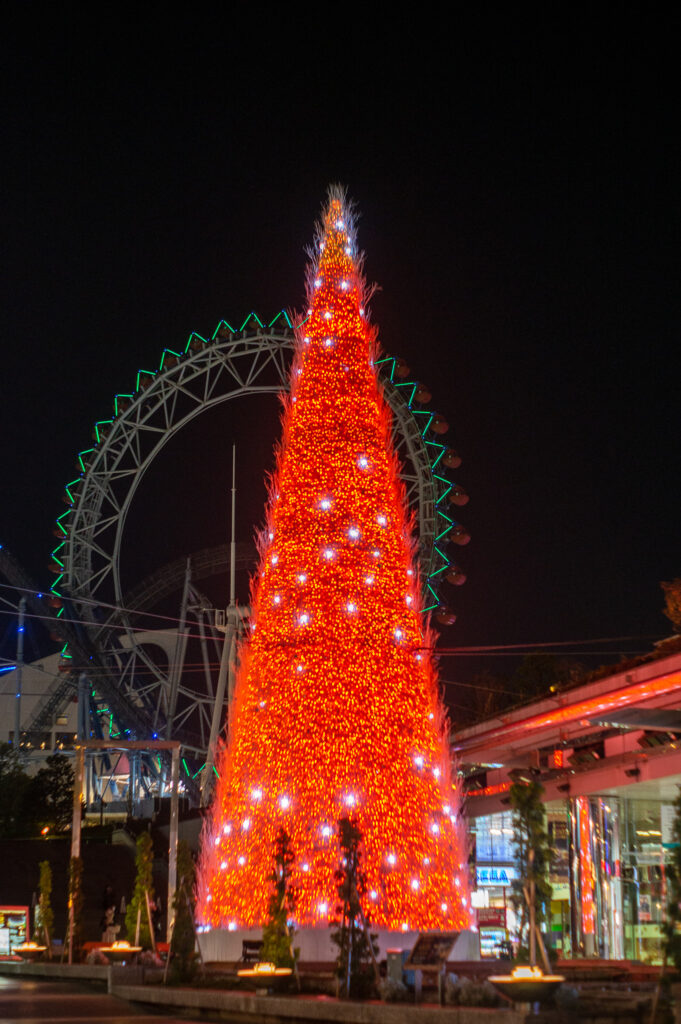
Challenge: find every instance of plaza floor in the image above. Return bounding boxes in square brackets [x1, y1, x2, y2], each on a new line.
[0, 975, 200, 1024]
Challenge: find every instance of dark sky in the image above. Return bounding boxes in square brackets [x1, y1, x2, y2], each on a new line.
[1, 11, 678, 683]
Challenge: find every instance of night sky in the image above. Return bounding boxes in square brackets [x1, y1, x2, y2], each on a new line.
[1, 12, 678, 690]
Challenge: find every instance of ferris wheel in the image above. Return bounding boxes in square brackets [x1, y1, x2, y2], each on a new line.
[25, 313, 468, 763]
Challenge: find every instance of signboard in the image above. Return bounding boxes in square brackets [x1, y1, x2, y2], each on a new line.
[662, 803, 676, 847]
[477, 907, 506, 928]
[404, 932, 459, 970]
[0, 906, 29, 954]
[476, 866, 517, 886]
[479, 928, 506, 958]
[625, 923, 662, 939]
[638, 894, 652, 923]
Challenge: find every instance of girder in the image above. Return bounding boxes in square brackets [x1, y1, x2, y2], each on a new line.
[33, 321, 460, 764]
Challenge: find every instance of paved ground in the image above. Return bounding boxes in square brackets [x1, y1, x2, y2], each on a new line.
[0, 975, 201, 1024]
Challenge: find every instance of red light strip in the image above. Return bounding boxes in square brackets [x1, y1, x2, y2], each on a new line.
[577, 797, 595, 934]
[453, 669, 681, 755]
[474, 782, 512, 798]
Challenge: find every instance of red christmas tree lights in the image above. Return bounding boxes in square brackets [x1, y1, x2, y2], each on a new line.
[197, 190, 470, 932]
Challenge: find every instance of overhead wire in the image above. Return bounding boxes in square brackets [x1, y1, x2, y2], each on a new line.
[0, 603, 662, 663]
[0, 581, 666, 651]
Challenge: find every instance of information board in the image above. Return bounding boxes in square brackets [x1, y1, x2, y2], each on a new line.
[0, 906, 29, 955]
[476, 865, 517, 886]
[477, 906, 506, 928]
[404, 931, 459, 970]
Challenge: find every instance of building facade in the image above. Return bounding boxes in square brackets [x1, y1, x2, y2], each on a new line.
[452, 647, 681, 962]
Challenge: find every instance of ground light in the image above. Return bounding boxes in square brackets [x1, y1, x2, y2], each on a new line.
[236, 962, 294, 996]
[13, 942, 47, 961]
[237, 962, 292, 977]
[488, 964, 565, 1006]
[99, 940, 142, 964]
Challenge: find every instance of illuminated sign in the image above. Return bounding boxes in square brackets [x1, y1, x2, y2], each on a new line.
[476, 866, 517, 886]
[0, 906, 29, 953]
[477, 907, 507, 927]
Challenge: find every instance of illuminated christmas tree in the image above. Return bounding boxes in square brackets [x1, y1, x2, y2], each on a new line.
[197, 189, 470, 933]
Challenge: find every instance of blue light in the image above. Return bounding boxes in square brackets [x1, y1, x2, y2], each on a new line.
[17, 626, 24, 633]
[152, 732, 158, 739]
[0, 666, 16, 674]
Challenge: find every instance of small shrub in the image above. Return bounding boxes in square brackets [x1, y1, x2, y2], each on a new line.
[444, 972, 459, 1004]
[554, 984, 579, 1011]
[139, 949, 163, 967]
[86, 949, 110, 965]
[446, 976, 500, 1007]
[380, 978, 410, 1002]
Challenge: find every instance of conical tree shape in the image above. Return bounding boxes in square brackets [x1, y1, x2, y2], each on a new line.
[197, 190, 469, 932]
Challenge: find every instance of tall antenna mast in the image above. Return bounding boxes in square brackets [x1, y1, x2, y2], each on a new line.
[229, 443, 236, 608]
[202, 444, 238, 804]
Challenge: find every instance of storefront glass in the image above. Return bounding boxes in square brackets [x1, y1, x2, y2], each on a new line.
[470, 789, 676, 962]
[620, 798, 666, 963]
[471, 811, 516, 957]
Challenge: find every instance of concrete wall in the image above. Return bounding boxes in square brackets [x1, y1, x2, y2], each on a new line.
[198, 926, 480, 964]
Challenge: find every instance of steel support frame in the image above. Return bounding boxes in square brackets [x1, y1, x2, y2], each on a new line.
[37, 326, 448, 760]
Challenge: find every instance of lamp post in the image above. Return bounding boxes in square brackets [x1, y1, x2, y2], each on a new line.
[13, 596, 26, 747]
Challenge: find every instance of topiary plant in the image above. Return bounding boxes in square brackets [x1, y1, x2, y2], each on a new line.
[261, 827, 299, 973]
[170, 840, 197, 981]
[331, 816, 379, 999]
[510, 779, 552, 960]
[125, 831, 155, 948]
[37, 860, 54, 954]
